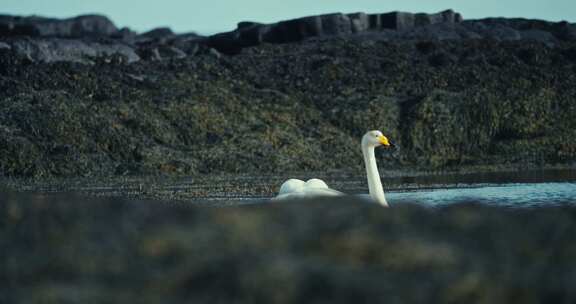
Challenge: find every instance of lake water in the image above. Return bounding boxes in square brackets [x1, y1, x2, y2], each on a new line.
[332, 169, 576, 208]
[3, 169, 575, 208]
[387, 182, 576, 207]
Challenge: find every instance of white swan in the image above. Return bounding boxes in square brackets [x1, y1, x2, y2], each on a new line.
[273, 130, 394, 207]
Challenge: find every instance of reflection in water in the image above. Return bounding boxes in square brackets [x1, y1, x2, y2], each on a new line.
[388, 183, 576, 207]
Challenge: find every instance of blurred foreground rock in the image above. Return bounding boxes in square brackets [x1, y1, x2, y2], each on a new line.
[1, 191, 575, 303]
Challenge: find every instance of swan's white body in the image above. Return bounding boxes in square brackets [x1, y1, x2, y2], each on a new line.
[274, 130, 392, 207]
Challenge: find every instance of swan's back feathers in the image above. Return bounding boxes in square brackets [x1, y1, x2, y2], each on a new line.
[274, 178, 343, 201]
[278, 179, 306, 195]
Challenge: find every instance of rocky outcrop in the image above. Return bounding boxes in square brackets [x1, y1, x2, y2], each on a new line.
[1, 37, 140, 64]
[2, 11, 576, 62]
[207, 10, 463, 53]
[0, 14, 203, 63]
[0, 14, 119, 38]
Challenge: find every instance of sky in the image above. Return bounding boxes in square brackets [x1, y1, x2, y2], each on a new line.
[1, 0, 574, 35]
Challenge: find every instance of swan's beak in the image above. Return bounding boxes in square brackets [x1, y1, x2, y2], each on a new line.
[378, 135, 392, 147]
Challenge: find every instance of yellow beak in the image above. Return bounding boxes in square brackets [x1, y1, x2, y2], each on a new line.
[378, 135, 390, 146]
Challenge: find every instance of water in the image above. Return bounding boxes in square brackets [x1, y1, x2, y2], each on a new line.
[387, 182, 576, 207]
[3, 169, 576, 208]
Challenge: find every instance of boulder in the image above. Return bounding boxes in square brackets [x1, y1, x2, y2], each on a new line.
[205, 10, 465, 53]
[0, 14, 119, 38]
[0, 41, 11, 50]
[379, 9, 461, 31]
[5, 38, 139, 63]
[263, 16, 323, 43]
[206, 31, 243, 55]
[380, 12, 415, 30]
[239, 23, 271, 45]
[140, 27, 174, 39]
[347, 13, 369, 33]
[137, 45, 186, 61]
[112, 27, 137, 43]
[320, 13, 352, 36]
[170, 34, 203, 55]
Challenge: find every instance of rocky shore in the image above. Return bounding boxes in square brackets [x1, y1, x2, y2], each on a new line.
[1, 10, 575, 177]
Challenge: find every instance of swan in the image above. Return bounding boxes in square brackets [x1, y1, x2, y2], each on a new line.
[273, 130, 395, 206]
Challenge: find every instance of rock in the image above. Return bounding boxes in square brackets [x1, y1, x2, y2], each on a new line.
[206, 31, 242, 54]
[368, 14, 381, 30]
[237, 21, 263, 29]
[0, 14, 119, 38]
[268, 15, 323, 43]
[347, 13, 369, 33]
[468, 18, 576, 42]
[378, 9, 462, 31]
[206, 9, 464, 54]
[239, 23, 271, 45]
[320, 13, 352, 36]
[140, 27, 174, 39]
[462, 21, 522, 41]
[170, 36, 202, 56]
[112, 27, 137, 43]
[405, 23, 481, 41]
[6, 38, 139, 63]
[520, 29, 558, 46]
[380, 11, 416, 30]
[0, 41, 11, 50]
[552, 21, 576, 41]
[208, 47, 222, 59]
[137, 47, 162, 61]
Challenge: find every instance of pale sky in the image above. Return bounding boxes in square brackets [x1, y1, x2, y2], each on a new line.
[1, 0, 574, 35]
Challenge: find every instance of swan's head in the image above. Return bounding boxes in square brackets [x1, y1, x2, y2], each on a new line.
[362, 130, 395, 149]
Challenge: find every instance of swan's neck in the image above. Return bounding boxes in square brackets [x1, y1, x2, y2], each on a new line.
[362, 144, 389, 207]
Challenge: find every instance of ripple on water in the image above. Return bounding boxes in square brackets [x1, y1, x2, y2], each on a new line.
[388, 183, 576, 207]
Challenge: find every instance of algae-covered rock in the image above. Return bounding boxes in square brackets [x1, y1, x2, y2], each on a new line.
[0, 36, 575, 177]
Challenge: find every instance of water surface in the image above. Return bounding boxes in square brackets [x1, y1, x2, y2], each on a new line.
[4, 169, 575, 207]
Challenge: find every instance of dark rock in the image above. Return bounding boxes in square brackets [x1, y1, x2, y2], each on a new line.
[138, 47, 162, 61]
[404, 23, 481, 41]
[140, 27, 174, 39]
[379, 9, 461, 31]
[368, 14, 382, 30]
[320, 13, 352, 36]
[0, 14, 118, 38]
[237, 21, 263, 29]
[239, 23, 271, 45]
[469, 17, 576, 42]
[170, 33, 203, 55]
[520, 29, 558, 46]
[204, 9, 466, 54]
[552, 21, 576, 41]
[206, 31, 242, 55]
[162, 46, 186, 59]
[380, 11, 415, 30]
[112, 27, 137, 43]
[263, 16, 323, 43]
[462, 21, 522, 41]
